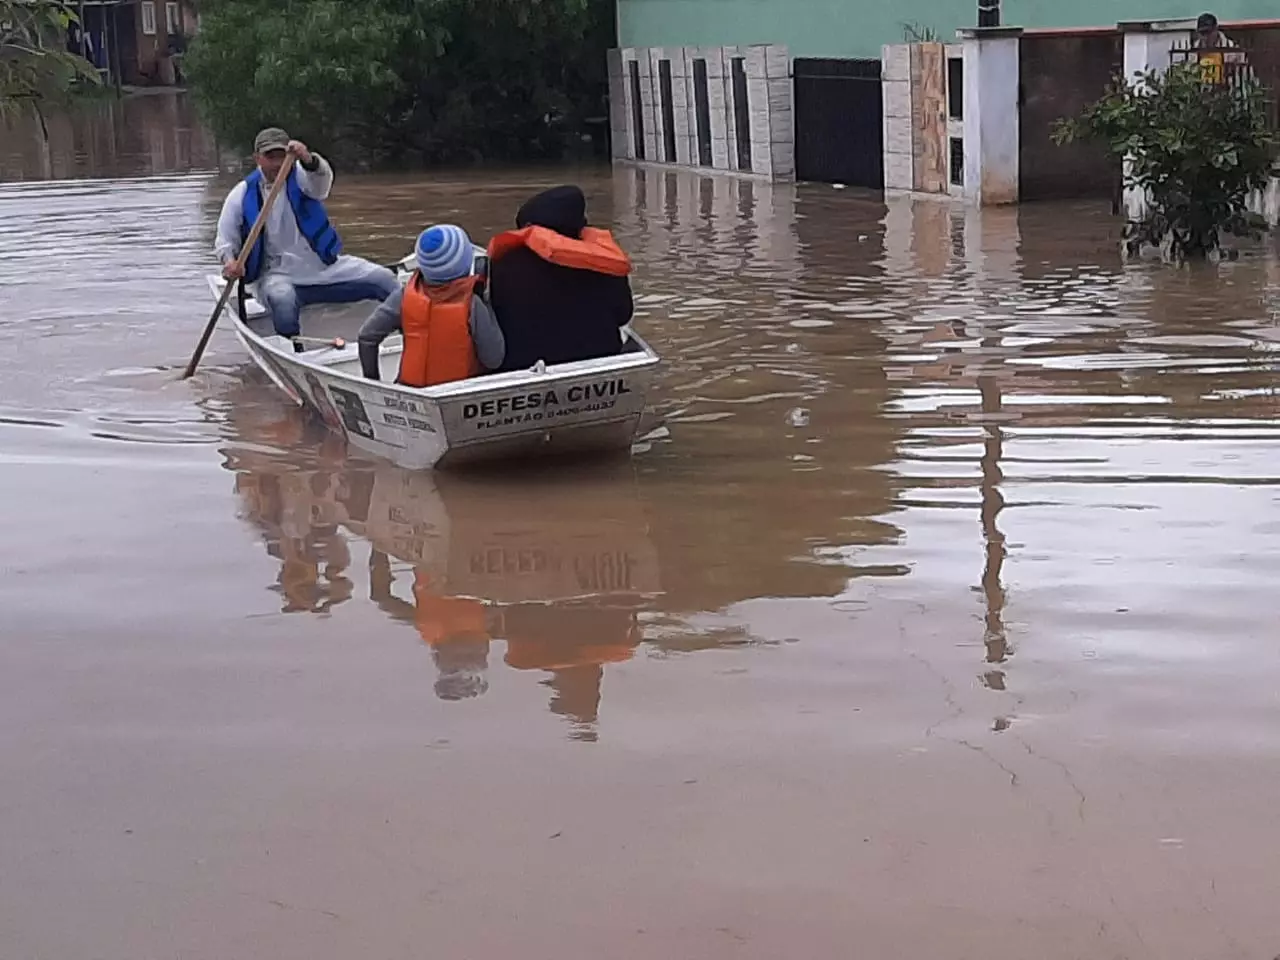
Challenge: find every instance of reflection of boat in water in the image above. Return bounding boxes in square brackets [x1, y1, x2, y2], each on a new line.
[218, 338, 913, 733]
[227, 419, 662, 738]
[347, 465, 661, 603]
[349, 466, 661, 731]
[234, 466, 355, 614]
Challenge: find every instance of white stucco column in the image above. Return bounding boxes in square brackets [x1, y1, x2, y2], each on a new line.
[958, 27, 1022, 206]
[606, 49, 627, 161]
[1120, 17, 1196, 81]
[1118, 18, 1196, 220]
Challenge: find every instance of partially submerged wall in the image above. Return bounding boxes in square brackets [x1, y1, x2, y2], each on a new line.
[608, 44, 795, 181]
[1018, 29, 1120, 201]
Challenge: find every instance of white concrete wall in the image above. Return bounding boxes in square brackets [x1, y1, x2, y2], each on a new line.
[608, 44, 794, 182]
[1120, 21, 1192, 221]
[961, 29, 1020, 206]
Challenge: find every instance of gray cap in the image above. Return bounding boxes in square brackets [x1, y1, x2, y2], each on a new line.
[253, 126, 289, 154]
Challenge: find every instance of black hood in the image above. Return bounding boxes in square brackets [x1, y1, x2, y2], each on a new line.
[516, 185, 588, 239]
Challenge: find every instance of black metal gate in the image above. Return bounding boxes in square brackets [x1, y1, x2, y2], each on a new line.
[793, 58, 883, 189]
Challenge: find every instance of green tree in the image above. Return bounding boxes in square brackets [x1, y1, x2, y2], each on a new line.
[1, 0, 100, 132]
[184, 0, 607, 166]
[1053, 62, 1278, 261]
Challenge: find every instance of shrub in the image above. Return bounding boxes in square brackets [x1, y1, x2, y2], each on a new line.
[184, 0, 609, 167]
[1053, 62, 1278, 261]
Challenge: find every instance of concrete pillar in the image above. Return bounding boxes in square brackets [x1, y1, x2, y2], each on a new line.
[647, 48, 665, 163]
[703, 46, 729, 170]
[958, 27, 1022, 206]
[607, 49, 627, 161]
[881, 44, 914, 193]
[670, 50, 692, 166]
[618, 49, 639, 161]
[1119, 18, 1194, 84]
[682, 47, 698, 167]
[765, 45, 795, 181]
[744, 45, 769, 176]
[637, 53, 657, 163]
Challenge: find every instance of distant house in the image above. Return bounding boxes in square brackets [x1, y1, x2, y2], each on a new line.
[68, 0, 200, 87]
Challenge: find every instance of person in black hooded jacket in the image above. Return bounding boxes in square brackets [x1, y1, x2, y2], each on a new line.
[485, 185, 635, 373]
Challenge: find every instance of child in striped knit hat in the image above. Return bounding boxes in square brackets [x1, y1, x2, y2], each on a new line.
[357, 224, 506, 385]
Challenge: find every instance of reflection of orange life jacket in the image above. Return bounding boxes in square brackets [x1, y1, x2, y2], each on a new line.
[500, 608, 640, 672]
[398, 273, 481, 388]
[487, 225, 633, 277]
[504, 639, 637, 672]
[411, 571, 489, 647]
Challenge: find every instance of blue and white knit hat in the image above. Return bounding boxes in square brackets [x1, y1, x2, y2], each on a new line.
[415, 224, 474, 284]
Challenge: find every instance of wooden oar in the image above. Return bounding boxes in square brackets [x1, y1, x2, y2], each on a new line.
[182, 152, 297, 379]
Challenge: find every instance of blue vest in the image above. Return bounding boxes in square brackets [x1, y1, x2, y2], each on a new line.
[240, 166, 343, 283]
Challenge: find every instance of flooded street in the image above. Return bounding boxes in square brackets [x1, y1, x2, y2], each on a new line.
[3, 95, 1280, 958]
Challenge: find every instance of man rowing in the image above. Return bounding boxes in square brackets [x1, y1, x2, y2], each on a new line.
[214, 126, 399, 352]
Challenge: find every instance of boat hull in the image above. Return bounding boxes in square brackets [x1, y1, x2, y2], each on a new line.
[218, 275, 660, 471]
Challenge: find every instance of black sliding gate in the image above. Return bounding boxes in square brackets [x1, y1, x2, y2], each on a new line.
[793, 57, 884, 189]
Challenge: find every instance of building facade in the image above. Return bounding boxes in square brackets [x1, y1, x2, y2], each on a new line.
[70, 0, 199, 88]
[617, 0, 1280, 60]
[878, 17, 1280, 218]
[609, 0, 1280, 215]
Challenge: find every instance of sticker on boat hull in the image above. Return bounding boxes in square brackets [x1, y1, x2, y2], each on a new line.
[328, 385, 376, 440]
[301, 370, 347, 435]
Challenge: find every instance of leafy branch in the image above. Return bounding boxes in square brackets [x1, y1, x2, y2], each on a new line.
[901, 21, 939, 43]
[1, 0, 101, 131]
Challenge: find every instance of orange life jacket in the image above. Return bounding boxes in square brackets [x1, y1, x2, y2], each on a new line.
[487, 225, 632, 277]
[398, 273, 481, 388]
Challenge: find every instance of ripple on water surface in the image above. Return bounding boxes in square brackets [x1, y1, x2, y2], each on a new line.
[3, 141, 1280, 958]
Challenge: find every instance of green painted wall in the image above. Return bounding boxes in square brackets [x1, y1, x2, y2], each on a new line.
[617, 0, 1280, 59]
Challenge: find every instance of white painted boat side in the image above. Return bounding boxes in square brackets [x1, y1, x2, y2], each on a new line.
[209, 272, 660, 471]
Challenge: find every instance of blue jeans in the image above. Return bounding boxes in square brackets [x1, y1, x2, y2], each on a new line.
[259, 265, 399, 338]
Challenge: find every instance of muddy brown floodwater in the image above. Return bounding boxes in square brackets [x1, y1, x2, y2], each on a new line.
[2, 94, 1280, 959]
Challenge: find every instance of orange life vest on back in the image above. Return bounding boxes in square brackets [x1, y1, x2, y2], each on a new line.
[487, 225, 633, 276]
[398, 273, 481, 388]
